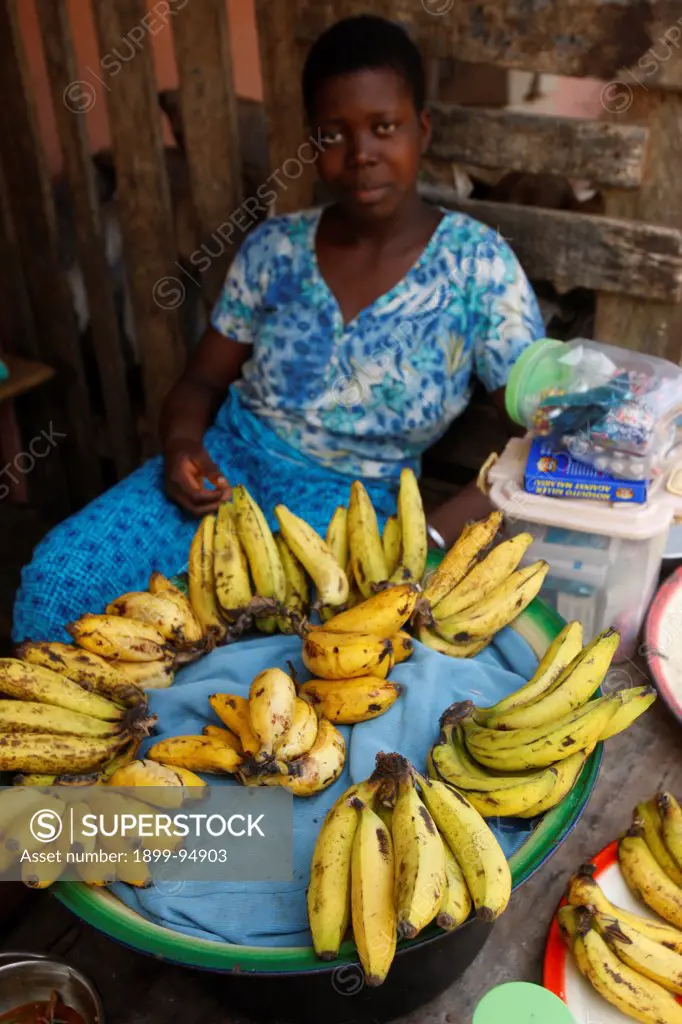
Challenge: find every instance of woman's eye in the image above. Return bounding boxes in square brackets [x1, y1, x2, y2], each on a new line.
[375, 122, 397, 136]
[319, 130, 343, 146]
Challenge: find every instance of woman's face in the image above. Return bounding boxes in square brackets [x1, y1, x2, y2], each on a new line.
[311, 68, 431, 223]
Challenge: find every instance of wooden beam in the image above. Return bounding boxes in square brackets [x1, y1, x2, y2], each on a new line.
[298, 1, 682, 90]
[92, 0, 185, 457]
[428, 104, 649, 189]
[420, 183, 682, 302]
[254, 0, 315, 215]
[171, 0, 243, 307]
[0, 0, 101, 507]
[597, 91, 682, 364]
[36, 0, 138, 480]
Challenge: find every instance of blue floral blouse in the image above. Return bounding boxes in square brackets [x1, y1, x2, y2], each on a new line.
[211, 207, 544, 481]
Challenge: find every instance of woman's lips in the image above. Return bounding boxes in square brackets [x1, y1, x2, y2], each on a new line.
[351, 185, 389, 204]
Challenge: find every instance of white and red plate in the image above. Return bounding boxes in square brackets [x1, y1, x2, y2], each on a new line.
[645, 565, 682, 724]
[544, 840, 682, 1023]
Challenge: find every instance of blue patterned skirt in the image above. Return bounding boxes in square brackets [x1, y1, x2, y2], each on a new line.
[13, 393, 400, 643]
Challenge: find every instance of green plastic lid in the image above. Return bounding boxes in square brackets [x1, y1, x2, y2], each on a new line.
[473, 983, 577, 1024]
[505, 337, 567, 426]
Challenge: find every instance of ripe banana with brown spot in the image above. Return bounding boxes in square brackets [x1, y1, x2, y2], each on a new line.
[213, 500, 252, 619]
[202, 724, 242, 752]
[659, 792, 682, 874]
[634, 798, 682, 888]
[249, 668, 297, 759]
[381, 515, 401, 578]
[275, 504, 348, 610]
[432, 533, 534, 620]
[209, 693, 259, 757]
[109, 654, 175, 690]
[423, 512, 502, 607]
[571, 908, 682, 1024]
[348, 481, 388, 598]
[17, 641, 146, 708]
[274, 696, 318, 760]
[0, 658, 123, 720]
[148, 572, 204, 644]
[416, 773, 511, 921]
[188, 513, 228, 641]
[480, 620, 584, 719]
[463, 694, 619, 771]
[308, 779, 379, 960]
[390, 468, 427, 584]
[417, 626, 490, 659]
[433, 561, 549, 643]
[566, 865, 682, 955]
[106, 591, 202, 646]
[0, 700, 124, 739]
[351, 798, 397, 986]
[276, 718, 346, 797]
[107, 757, 203, 808]
[233, 485, 286, 633]
[483, 627, 620, 731]
[68, 613, 170, 662]
[0, 731, 127, 774]
[318, 583, 418, 636]
[619, 829, 682, 929]
[148, 734, 242, 774]
[438, 842, 472, 931]
[392, 630, 413, 664]
[302, 630, 394, 680]
[299, 676, 402, 724]
[593, 909, 682, 996]
[598, 685, 656, 740]
[392, 768, 445, 938]
[274, 533, 309, 633]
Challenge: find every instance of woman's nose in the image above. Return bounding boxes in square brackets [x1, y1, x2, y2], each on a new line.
[348, 132, 377, 167]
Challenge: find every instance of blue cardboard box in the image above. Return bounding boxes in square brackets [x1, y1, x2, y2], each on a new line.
[524, 439, 648, 504]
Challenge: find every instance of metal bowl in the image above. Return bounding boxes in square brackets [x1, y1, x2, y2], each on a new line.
[0, 958, 104, 1023]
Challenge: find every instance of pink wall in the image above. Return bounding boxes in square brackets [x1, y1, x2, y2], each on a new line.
[19, 0, 263, 175]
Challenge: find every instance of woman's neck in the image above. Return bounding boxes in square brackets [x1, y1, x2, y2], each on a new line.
[325, 192, 433, 248]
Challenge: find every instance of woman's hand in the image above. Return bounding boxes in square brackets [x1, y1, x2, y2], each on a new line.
[164, 439, 231, 516]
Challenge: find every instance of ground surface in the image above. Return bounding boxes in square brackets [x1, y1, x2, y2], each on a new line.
[2, 662, 680, 1024]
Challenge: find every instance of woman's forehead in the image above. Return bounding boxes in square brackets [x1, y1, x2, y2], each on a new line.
[312, 67, 413, 119]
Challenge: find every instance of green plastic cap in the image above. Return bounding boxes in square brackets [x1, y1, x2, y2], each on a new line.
[505, 337, 566, 426]
[473, 983, 577, 1024]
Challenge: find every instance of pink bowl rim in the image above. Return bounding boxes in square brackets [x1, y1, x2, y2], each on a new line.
[644, 564, 682, 723]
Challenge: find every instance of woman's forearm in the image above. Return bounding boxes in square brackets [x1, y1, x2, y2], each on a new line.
[160, 379, 226, 454]
[426, 479, 494, 548]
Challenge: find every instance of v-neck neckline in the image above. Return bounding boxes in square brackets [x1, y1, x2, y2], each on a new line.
[308, 206, 449, 331]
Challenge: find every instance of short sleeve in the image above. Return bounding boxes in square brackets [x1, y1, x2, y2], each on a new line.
[472, 236, 545, 393]
[210, 223, 270, 343]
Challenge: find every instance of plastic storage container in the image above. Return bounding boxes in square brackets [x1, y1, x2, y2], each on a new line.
[505, 337, 682, 482]
[487, 438, 682, 661]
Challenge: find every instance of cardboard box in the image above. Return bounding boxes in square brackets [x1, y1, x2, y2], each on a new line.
[524, 439, 648, 504]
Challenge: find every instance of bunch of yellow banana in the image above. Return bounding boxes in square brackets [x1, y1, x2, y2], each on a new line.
[427, 623, 656, 816]
[0, 657, 155, 776]
[230, 668, 347, 797]
[61, 570, 202, 687]
[346, 468, 427, 601]
[418, 512, 549, 657]
[559, 857, 682, 1023]
[618, 793, 682, 932]
[307, 752, 511, 986]
[301, 582, 417, 684]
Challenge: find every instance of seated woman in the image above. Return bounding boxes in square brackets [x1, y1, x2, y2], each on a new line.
[13, 14, 543, 644]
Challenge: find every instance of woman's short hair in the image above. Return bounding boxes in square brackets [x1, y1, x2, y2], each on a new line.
[302, 15, 426, 118]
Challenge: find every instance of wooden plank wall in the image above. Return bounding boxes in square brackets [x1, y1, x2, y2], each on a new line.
[0, 0, 245, 512]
